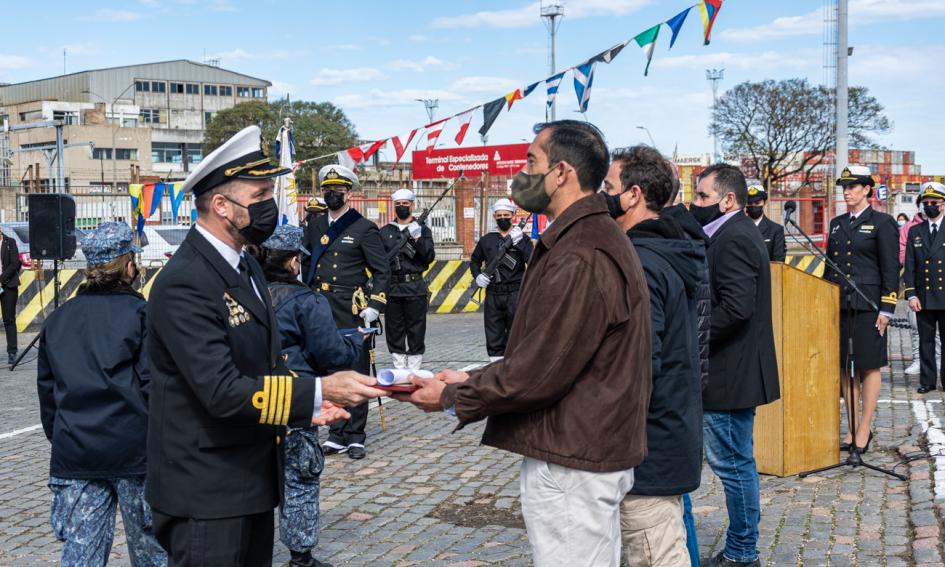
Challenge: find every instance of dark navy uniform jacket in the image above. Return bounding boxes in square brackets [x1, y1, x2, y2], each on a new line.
[379, 221, 436, 297]
[904, 219, 945, 310]
[302, 208, 390, 328]
[469, 232, 533, 287]
[825, 207, 900, 313]
[146, 227, 316, 520]
[38, 289, 149, 479]
[756, 216, 786, 262]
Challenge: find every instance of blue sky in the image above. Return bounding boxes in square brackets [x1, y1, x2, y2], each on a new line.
[3, 0, 945, 171]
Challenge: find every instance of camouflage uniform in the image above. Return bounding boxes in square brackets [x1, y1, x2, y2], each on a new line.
[49, 476, 166, 567]
[279, 427, 325, 553]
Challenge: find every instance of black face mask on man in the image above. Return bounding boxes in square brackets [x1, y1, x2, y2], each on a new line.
[689, 202, 723, 227]
[603, 191, 627, 219]
[924, 203, 942, 220]
[496, 217, 513, 231]
[745, 205, 764, 220]
[395, 205, 412, 221]
[323, 190, 346, 211]
[225, 196, 279, 245]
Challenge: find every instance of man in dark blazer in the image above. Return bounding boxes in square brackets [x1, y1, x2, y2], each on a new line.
[744, 185, 786, 262]
[689, 164, 780, 567]
[0, 228, 22, 365]
[302, 164, 390, 460]
[147, 125, 384, 564]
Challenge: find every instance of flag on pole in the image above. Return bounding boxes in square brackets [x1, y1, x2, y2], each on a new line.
[479, 98, 505, 137]
[573, 62, 597, 113]
[633, 24, 661, 76]
[665, 6, 692, 49]
[274, 123, 299, 225]
[698, 0, 722, 45]
[425, 118, 449, 154]
[545, 72, 566, 110]
[454, 110, 475, 145]
[391, 129, 418, 162]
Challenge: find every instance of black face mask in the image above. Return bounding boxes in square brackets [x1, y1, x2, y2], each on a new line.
[603, 192, 627, 219]
[496, 218, 513, 231]
[395, 205, 412, 221]
[129, 262, 141, 286]
[745, 205, 764, 220]
[689, 202, 723, 227]
[323, 190, 346, 211]
[924, 203, 941, 219]
[225, 197, 279, 245]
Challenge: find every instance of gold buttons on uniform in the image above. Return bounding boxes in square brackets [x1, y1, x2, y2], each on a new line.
[332, 276, 337, 281]
[333, 264, 337, 268]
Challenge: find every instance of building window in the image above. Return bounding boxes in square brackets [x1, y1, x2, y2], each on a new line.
[204, 84, 218, 96]
[185, 83, 199, 95]
[237, 86, 250, 98]
[252, 88, 265, 98]
[139, 108, 165, 124]
[170, 82, 185, 94]
[220, 85, 233, 97]
[151, 81, 166, 93]
[204, 111, 215, 127]
[92, 148, 113, 160]
[122, 117, 138, 128]
[116, 148, 138, 160]
[186, 144, 203, 165]
[152, 142, 183, 164]
[52, 110, 79, 125]
[135, 80, 150, 92]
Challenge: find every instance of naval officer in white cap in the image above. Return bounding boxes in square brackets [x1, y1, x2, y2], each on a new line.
[379, 188, 436, 371]
[146, 125, 385, 563]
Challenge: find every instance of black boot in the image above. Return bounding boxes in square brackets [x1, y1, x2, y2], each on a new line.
[290, 550, 334, 567]
[7, 351, 15, 366]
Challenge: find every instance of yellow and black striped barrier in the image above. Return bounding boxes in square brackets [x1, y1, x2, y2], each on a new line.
[15, 260, 485, 331]
[784, 254, 825, 278]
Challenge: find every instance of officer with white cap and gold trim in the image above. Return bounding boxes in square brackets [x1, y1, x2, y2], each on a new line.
[905, 181, 945, 394]
[379, 188, 436, 371]
[302, 163, 390, 460]
[146, 126, 384, 561]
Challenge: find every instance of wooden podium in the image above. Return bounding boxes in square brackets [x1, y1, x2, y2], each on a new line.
[753, 262, 840, 477]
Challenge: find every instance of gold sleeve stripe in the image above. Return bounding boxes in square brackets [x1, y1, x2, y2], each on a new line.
[267, 376, 280, 424]
[273, 375, 286, 426]
[253, 376, 271, 424]
[281, 376, 293, 426]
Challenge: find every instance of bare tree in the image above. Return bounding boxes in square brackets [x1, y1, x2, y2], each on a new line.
[710, 79, 891, 192]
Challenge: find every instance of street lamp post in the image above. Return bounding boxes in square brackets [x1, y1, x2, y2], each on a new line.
[82, 83, 135, 191]
[636, 126, 657, 149]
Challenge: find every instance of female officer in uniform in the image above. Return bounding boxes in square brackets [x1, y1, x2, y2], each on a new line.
[825, 165, 899, 454]
[251, 225, 363, 567]
[37, 222, 166, 566]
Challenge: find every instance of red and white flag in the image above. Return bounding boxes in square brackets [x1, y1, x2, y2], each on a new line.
[391, 129, 418, 163]
[362, 139, 387, 161]
[454, 110, 475, 146]
[425, 118, 449, 154]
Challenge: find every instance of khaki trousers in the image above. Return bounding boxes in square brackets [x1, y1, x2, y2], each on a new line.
[520, 457, 635, 567]
[620, 494, 690, 567]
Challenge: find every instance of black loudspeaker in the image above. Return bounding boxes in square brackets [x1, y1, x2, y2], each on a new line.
[29, 193, 77, 260]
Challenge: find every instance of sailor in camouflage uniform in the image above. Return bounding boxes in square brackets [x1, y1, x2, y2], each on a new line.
[252, 225, 363, 567]
[37, 222, 166, 567]
[302, 165, 390, 460]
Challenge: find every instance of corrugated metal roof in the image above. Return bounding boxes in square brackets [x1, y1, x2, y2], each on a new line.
[0, 60, 269, 105]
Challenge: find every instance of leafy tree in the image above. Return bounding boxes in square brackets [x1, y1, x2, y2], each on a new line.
[203, 100, 359, 190]
[710, 79, 891, 192]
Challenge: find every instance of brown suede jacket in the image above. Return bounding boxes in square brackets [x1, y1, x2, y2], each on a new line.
[441, 193, 652, 473]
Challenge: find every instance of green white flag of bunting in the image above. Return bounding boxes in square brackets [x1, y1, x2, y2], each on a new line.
[634, 24, 661, 77]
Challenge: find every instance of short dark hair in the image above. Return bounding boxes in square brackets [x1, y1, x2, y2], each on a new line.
[612, 145, 676, 212]
[194, 183, 235, 214]
[697, 163, 748, 206]
[533, 120, 609, 192]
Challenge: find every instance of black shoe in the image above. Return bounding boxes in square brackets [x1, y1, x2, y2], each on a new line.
[347, 445, 366, 460]
[322, 443, 347, 456]
[703, 552, 761, 567]
[840, 440, 851, 452]
[918, 385, 936, 394]
[7, 352, 15, 366]
[289, 551, 335, 567]
[854, 431, 874, 455]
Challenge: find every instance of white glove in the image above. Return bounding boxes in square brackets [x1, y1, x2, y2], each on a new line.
[408, 221, 422, 239]
[475, 274, 492, 288]
[358, 307, 380, 325]
[509, 226, 524, 244]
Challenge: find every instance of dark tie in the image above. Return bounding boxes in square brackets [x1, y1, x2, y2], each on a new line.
[238, 256, 257, 296]
[933, 224, 938, 241]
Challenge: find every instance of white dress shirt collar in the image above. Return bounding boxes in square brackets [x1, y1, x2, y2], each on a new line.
[195, 222, 242, 273]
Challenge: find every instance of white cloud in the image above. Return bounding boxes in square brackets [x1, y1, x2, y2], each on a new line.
[267, 80, 294, 98]
[208, 0, 238, 12]
[449, 76, 519, 94]
[721, 0, 945, 42]
[659, 49, 820, 72]
[213, 49, 298, 63]
[390, 56, 449, 72]
[333, 89, 464, 110]
[78, 9, 144, 22]
[310, 68, 388, 87]
[408, 34, 429, 42]
[138, 0, 161, 6]
[0, 54, 31, 70]
[432, 0, 651, 29]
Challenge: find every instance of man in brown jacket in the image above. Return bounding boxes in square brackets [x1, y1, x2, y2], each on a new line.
[398, 120, 652, 567]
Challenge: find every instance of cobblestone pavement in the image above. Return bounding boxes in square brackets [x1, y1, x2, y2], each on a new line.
[2, 310, 945, 566]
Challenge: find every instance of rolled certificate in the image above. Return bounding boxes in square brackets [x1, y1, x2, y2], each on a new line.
[377, 368, 434, 386]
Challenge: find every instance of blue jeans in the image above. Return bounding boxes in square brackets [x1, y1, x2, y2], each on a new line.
[703, 408, 760, 563]
[683, 493, 699, 566]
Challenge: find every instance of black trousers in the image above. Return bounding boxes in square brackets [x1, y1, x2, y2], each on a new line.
[327, 344, 370, 446]
[917, 309, 945, 389]
[1, 285, 17, 354]
[384, 295, 428, 355]
[152, 509, 274, 567]
[483, 289, 520, 357]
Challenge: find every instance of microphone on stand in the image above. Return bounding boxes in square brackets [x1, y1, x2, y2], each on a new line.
[783, 199, 797, 225]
